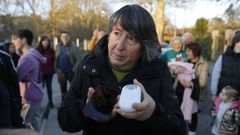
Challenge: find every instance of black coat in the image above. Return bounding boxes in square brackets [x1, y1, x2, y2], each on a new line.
[217, 46, 240, 95]
[58, 36, 186, 135]
[0, 50, 23, 128]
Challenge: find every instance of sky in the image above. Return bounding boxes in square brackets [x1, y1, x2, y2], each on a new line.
[105, 0, 231, 28]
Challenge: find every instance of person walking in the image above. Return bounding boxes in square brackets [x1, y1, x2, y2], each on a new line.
[14, 29, 46, 132]
[55, 31, 82, 101]
[36, 35, 55, 107]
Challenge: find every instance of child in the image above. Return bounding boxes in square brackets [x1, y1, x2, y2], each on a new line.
[211, 86, 240, 135]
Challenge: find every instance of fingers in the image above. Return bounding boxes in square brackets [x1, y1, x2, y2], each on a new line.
[86, 87, 95, 103]
[115, 79, 156, 121]
[87, 87, 95, 98]
[132, 101, 149, 111]
[133, 79, 151, 111]
[112, 102, 119, 118]
[112, 95, 120, 118]
[133, 79, 146, 95]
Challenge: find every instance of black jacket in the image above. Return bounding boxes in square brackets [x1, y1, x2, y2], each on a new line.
[58, 36, 186, 135]
[217, 46, 240, 95]
[0, 50, 23, 127]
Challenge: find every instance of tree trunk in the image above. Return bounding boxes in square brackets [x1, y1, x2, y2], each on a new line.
[155, 0, 166, 43]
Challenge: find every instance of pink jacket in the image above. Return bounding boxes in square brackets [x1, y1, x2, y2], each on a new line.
[168, 61, 198, 122]
[214, 96, 240, 113]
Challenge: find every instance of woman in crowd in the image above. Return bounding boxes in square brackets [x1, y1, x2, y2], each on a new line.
[4, 42, 20, 67]
[58, 4, 186, 135]
[210, 31, 240, 101]
[174, 42, 208, 135]
[36, 36, 55, 107]
[161, 36, 187, 63]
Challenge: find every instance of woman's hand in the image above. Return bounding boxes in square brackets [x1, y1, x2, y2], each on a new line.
[174, 65, 185, 74]
[179, 79, 191, 88]
[86, 87, 95, 104]
[113, 79, 156, 121]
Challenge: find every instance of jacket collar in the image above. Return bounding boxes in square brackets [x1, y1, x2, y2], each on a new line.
[60, 41, 73, 47]
[225, 46, 240, 57]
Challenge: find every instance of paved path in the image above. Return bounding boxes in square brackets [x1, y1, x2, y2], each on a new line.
[41, 74, 82, 135]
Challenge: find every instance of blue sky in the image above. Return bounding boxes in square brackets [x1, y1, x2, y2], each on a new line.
[105, 0, 231, 28]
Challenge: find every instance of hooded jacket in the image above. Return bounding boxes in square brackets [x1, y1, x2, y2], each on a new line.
[58, 36, 186, 135]
[17, 49, 46, 105]
[0, 50, 23, 127]
[214, 97, 240, 135]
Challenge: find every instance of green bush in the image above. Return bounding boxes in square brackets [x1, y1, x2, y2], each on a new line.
[195, 35, 212, 61]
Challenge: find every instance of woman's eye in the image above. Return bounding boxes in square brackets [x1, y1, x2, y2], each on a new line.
[128, 36, 138, 45]
[114, 32, 119, 36]
[129, 36, 135, 41]
[113, 31, 122, 39]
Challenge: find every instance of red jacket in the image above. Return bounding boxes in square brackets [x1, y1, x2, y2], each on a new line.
[41, 49, 55, 76]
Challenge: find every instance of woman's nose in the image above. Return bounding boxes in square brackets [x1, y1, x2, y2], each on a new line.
[116, 36, 126, 51]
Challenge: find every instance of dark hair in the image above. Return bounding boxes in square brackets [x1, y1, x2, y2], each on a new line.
[60, 31, 70, 36]
[36, 36, 51, 53]
[186, 42, 202, 57]
[16, 29, 33, 46]
[109, 4, 159, 62]
[3, 42, 12, 53]
[231, 31, 240, 48]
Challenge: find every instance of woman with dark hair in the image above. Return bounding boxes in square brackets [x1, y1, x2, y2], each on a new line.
[174, 42, 208, 135]
[211, 31, 240, 102]
[3, 42, 20, 67]
[0, 50, 23, 128]
[58, 4, 186, 135]
[36, 36, 55, 107]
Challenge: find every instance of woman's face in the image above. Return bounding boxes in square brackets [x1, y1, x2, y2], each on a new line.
[234, 41, 240, 53]
[108, 21, 142, 72]
[172, 39, 183, 52]
[186, 48, 195, 60]
[9, 44, 15, 54]
[42, 39, 50, 49]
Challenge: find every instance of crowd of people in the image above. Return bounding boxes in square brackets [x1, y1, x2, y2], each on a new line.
[0, 4, 240, 135]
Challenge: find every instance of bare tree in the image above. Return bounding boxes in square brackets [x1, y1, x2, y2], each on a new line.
[0, 0, 20, 34]
[122, 0, 194, 42]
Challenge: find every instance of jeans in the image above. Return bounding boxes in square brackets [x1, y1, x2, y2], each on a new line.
[189, 112, 198, 131]
[21, 103, 42, 132]
[42, 74, 54, 106]
[57, 71, 73, 101]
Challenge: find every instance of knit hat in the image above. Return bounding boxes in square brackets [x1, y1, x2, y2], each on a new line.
[231, 31, 240, 48]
